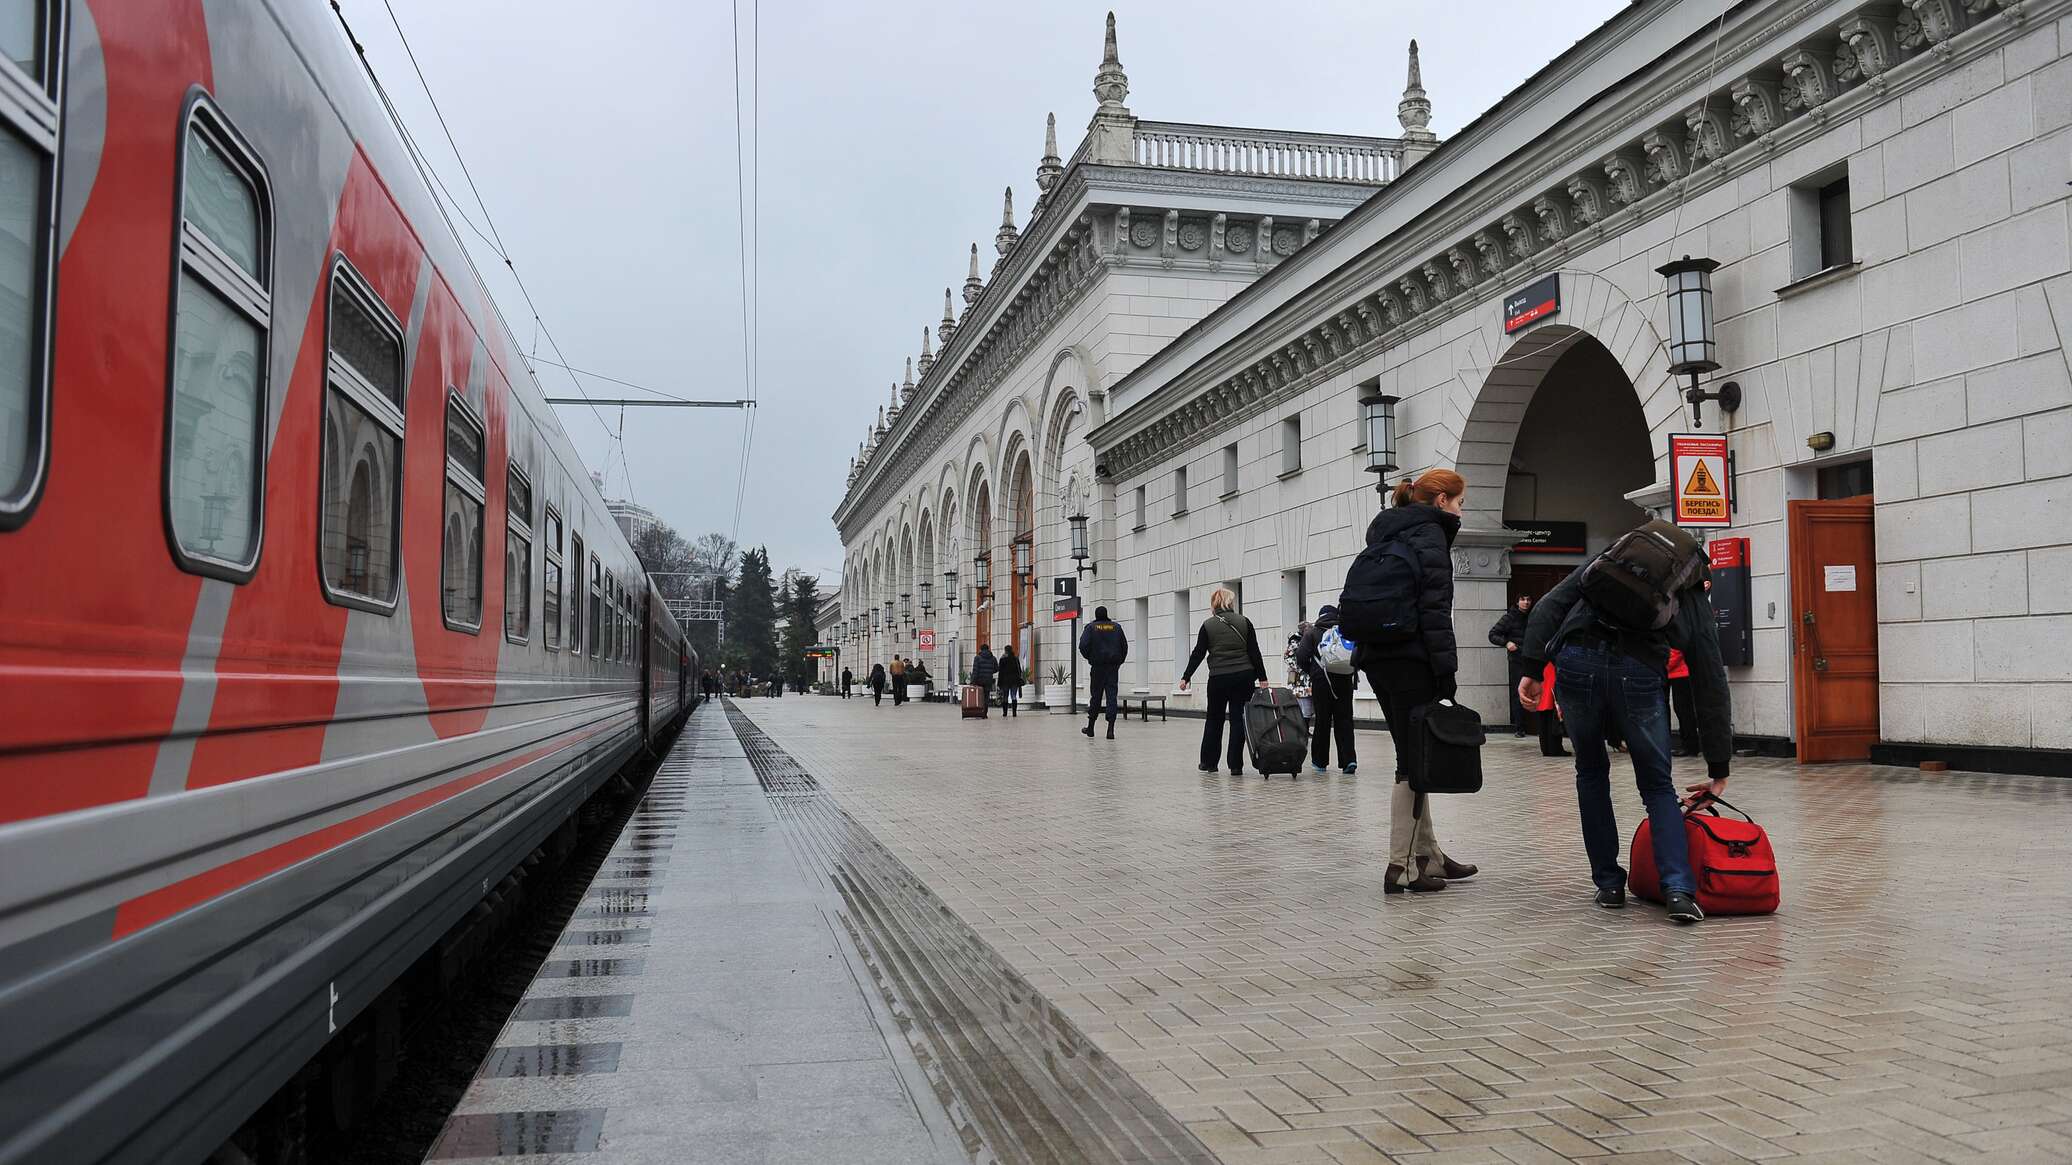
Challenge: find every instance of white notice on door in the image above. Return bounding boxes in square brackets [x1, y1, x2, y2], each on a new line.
[1823, 565, 1857, 592]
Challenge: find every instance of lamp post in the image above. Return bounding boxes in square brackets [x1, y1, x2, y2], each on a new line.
[1359, 390, 1399, 494]
[1658, 255, 1741, 428]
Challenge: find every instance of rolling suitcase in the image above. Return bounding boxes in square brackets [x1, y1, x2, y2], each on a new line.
[1407, 699, 1485, 794]
[960, 685, 988, 719]
[1245, 686, 1308, 777]
[1631, 795, 1779, 915]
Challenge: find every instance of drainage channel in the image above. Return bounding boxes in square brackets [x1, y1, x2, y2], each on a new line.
[720, 701, 1217, 1165]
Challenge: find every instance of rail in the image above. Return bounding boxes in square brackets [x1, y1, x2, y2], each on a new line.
[1131, 122, 1405, 183]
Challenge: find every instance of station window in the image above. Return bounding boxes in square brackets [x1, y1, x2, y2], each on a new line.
[543, 507, 563, 651]
[504, 463, 532, 643]
[167, 101, 273, 577]
[0, 2, 62, 530]
[590, 556, 603, 663]
[569, 531, 585, 654]
[319, 260, 404, 609]
[1221, 443, 1239, 497]
[1133, 484, 1146, 530]
[441, 394, 485, 630]
[1172, 466, 1188, 516]
[1281, 416, 1302, 475]
[1789, 166, 1853, 281]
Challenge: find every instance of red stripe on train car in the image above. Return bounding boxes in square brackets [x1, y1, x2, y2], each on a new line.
[113, 724, 612, 938]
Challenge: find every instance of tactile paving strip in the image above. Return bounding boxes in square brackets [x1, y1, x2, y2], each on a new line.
[723, 701, 1218, 1165]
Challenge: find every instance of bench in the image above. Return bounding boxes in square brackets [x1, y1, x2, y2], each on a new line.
[1122, 694, 1168, 722]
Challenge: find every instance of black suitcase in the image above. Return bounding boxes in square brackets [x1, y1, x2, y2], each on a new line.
[1408, 699, 1485, 794]
[1245, 686, 1309, 777]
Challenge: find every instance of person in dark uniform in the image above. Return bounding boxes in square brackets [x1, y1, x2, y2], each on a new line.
[1488, 594, 1536, 737]
[1078, 607, 1129, 739]
[840, 666, 853, 699]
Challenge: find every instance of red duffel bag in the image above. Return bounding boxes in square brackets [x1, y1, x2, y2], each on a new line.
[1631, 795, 1780, 915]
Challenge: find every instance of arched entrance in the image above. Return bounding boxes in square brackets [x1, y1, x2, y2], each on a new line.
[1007, 452, 1037, 675]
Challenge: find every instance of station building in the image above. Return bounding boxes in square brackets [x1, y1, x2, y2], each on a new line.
[840, 0, 2072, 772]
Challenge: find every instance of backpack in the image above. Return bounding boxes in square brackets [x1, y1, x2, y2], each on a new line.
[1337, 539, 1421, 646]
[1581, 519, 1708, 631]
[1317, 626, 1357, 674]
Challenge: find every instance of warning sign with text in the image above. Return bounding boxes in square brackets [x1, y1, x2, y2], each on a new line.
[1669, 433, 1731, 528]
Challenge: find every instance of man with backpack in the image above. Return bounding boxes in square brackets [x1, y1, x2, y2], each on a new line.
[1295, 605, 1358, 774]
[1516, 518, 1733, 924]
[1487, 595, 1536, 737]
[1078, 607, 1129, 739]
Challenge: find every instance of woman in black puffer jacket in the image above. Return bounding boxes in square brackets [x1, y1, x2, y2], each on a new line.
[1359, 468, 1479, 895]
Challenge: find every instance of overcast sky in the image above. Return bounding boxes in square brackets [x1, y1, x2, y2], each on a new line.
[351, 0, 1628, 582]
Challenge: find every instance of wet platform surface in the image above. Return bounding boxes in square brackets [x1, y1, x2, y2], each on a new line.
[432, 694, 2072, 1164]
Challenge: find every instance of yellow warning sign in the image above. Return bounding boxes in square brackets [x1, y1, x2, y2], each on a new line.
[1683, 459, 1722, 497]
[1669, 433, 1731, 527]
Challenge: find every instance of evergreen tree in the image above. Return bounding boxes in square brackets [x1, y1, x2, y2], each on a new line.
[726, 546, 779, 678]
[781, 571, 822, 689]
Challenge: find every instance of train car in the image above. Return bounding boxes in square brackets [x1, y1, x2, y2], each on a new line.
[0, 2, 694, 1161]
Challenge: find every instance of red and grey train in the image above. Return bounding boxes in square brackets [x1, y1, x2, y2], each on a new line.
[0, 1, 695, 1161]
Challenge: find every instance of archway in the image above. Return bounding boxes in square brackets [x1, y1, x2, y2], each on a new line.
[971, 480, 993, 652]
[1007, 451, 1037, 678]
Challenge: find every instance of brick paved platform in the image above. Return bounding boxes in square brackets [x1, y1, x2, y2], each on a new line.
[738, 695, 2072, 1165]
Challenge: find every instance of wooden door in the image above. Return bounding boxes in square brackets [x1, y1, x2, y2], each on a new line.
[1789, 498, 1879, 762]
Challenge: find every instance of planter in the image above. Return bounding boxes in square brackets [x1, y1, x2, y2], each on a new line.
[906, 684, 926, 701]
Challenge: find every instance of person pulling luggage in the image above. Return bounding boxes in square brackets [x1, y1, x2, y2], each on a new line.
[1337, 468, 1479, 893]
[1516, 518, 1733, 924]
[1487, 595, 1536, 737]
[1295, 605, 1357, 774]
[1078, 607, 1129, 738]
[1175, 588, 1267, 775]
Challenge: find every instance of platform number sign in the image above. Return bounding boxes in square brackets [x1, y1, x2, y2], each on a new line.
[1669, 433, 1731, 528]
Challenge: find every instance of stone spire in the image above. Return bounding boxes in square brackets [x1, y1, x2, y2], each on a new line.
[994, 186, 1020, 263]
[1093, 11, 1129, 113]
[1036, 112, 1064, 194]
[962, 243, 984, 306]
[874, 405, 886, 437]
[900, 358, 915, 403]
[1398, 39, 1438, 163]
[918, 327, 934, 376]
[939, 287, 956, 343]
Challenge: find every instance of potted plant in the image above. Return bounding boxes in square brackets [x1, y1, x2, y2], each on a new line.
[1044, 662, 1069, 711]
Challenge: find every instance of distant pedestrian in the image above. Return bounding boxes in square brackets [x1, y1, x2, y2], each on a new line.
[1296, 604, 1357, 775]
[869, 662, 887, 706]
[889, 656, 908, 705]
[1488, 594, 1536, 737]
[1078, 606, 1128, 738]
[1355, 469, 1478, 894]
[841, 666, 853, 699]
[1176, 587, 1267, 776]
[997, 646, 1024, 717]
[1517, 517, 1733, 924]
[970, 644, 998, 712]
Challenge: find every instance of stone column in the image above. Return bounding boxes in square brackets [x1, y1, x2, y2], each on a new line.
[1450, 527, 1515, 724]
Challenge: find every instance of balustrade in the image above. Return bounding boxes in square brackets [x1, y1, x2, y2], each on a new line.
[1130, 122, 1404, 183]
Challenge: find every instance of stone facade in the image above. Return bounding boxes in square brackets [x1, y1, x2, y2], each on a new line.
[1087, 0, 2072, 756]
[831, 17, 1426, 697]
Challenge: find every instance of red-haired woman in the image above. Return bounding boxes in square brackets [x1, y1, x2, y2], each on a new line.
[1358, 468, 1479, 894]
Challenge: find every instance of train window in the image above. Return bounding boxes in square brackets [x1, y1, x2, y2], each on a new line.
[0, 0, 60, 530]
[166, 101, 272, 577]
[504, 463, 532, 643]
[318, 259, 404, 609]
[590, 555, 603, 664]
[543, 507, 563, 651]
[602, 569, 616, 663]
[569, 531, 585, 654]
[441, 393, 485, 631]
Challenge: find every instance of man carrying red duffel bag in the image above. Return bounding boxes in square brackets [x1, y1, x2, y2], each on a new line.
[1631, 794, 1779, 915]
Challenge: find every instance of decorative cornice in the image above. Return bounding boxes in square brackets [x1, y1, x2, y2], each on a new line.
[1088, 0, 2045, 482]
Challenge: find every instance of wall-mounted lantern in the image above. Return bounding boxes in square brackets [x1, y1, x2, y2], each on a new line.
[1359, 390, 1399, 489]
[943, 568, 960, 611]
[973, 553, 991, 593]
[1658, 255, 1741, 428]
[918, 580, 933, 617]
[1010, 539, 1032, 580]
[1068, 509, 1094, 577]
[900, 592, 912, 624]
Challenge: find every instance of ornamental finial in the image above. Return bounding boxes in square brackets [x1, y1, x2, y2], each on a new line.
[939, 287, 956, 342]
[1036, 112, 1064, 193]
[963, 242, 983, 306]
[1399, 38, 1436, 143]
[918, 326, 934, 376]
[1093, 11, 1129, 112]
[995, 187, 1020, 261]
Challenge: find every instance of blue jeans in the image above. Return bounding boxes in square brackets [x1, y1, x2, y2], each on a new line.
[1554, 642, 1694, 896]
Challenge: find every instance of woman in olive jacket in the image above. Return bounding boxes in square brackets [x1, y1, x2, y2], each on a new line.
[1360, 468, 1479, 894]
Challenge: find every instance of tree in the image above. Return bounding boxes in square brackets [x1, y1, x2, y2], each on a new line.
[688, 532, 738, 581]
[725, 546, 779, 677]
[781, 571, 823, 689]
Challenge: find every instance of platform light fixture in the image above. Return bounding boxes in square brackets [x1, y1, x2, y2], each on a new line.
[900, 592, 912, 624]
[1358, 390, 1400, 490]
[1068, 508, 1095, 577]
[918, 580, 933, 617]
[1658, 255, 1741, 428]
[973, 552, 991, 593]
[1011, 539, 1032, 580]
[943, 567, 960, 611]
